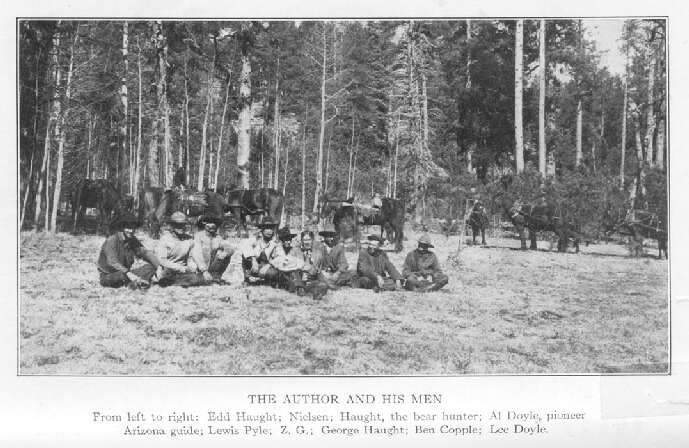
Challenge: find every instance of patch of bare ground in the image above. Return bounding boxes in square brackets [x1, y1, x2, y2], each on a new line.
[19, 230, 668, 375]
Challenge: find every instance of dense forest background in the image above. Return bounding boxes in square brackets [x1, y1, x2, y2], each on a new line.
[18, 19, 667, 231]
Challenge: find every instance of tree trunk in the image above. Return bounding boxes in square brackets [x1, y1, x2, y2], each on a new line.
[312, 26, 327, 214]
[514, 20, 524, 173]
[324, 130, 332, 194]
[301, 108, 307, 229]
[214, 75, 232, 192]
[347, 118, 355, 197]
[50, 29, 78, 233]
[237, 24, 253, 190]
[147, 21, 167, 188]
[34, 26, 61, 231]
[465, 19, 474, 174]
[133, 35, 143, 199]
[120, 21, 129, 192]
[656, 117, 665, 169]
[575, 20, 584, 168]
[21, 47, 42, 229]
[272, 55, 280, 190]
[184, 57, 191, 186]
[575, 100, 583, 167]
[644, 31, 657, 165]
[620, 39, 629, 187]
[538, 18, 547, 175]
[393, 109, 400, 199]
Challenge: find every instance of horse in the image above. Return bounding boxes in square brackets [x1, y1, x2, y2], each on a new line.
[139, 187, 225, 238]
[225, 188, 283, 236]
[466, 201, 489, 245]
[71, 179, 129, 234]
[504, 198, 581, 253]
[614, 210, 668, 259]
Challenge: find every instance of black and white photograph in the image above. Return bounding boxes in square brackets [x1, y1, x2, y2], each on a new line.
[18, 17, 669, 376]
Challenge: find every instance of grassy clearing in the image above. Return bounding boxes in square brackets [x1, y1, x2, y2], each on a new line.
[19, 230, 668, 375]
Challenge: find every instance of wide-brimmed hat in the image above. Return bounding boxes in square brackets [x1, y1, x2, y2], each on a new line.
[367, 234, 384, 243]
[318, 223, 338, 237]
[111, 212, 141, 229]
[277, 227, 297, 241]
[417, 234, 434, 248]
[199, 214, 223, 226]
[169, 211, 188, 225]
[258, 217, 278, 229]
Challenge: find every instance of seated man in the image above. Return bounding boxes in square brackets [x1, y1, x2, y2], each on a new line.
[97, 212, 161, 289]
[189, 214, 235, 284]
[241, 219, 280, 285]
[316, 224, 355, 288]
[354, 235, 402, 292]
[155, 211, 200, 287]
[402, 234, 449, 292]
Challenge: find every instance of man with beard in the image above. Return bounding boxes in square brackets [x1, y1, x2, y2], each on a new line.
[316, 224, 355, 288]
[354, 235, 402, 292]
[96, 212, 161, 289]
[241, 218, 280, 285]
[402, 234, 448, 292]
[189, 214, 235, 284]
[270, 228, 330, 300]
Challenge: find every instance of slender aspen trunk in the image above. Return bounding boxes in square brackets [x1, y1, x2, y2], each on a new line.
[184, 58, 191, 186]
[273, 55, 280, 190]
[514, 20, 524, 173]
[237, 25, 253, 190]
[21, 48, 42, 229]
[198, 61, 213, 191]
[324, 130, 332, 194]
[312, 26, 327, 214]
[644, 32, 657, 165]
[50, 29, 78, 232]
[214, 75, 232, 192]
[393, 109, 400, 199]
[656, 116, 665, 169]
[347, 118, 355, 197]
[120, 21, 129, 191]
[538, 19, 547, 175]
[34, 26, 61, 231]
[465, 19, 474, 173]
[575, 20, 584, 168]
[301, 108, 307, 229]
[134, 35, 143, 198]
[620, 39, 629, 187]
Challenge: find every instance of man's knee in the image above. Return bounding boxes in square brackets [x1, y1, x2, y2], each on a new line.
[434, 273, 449, 287]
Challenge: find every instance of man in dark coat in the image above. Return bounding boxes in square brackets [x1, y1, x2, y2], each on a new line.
[402, 234, 449, 292]
[354, 235, 402, 292]
[316, 224, 355, 288]
[96, 212, 161, 288]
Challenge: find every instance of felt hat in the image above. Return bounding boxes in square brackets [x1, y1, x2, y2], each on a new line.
[277, 227, 297, 241]
[199, 214, 223, 226]
[111, 212, 141, 229]
[318, 223, 338, 237]
[169, 211, 188, 225]
[417, 234, 434, 248]
[258, 217, 278, 229]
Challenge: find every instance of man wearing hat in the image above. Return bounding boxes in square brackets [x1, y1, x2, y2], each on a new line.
[189, 214, 235, 284]
[154, 211, 200, 287]
[354, 234, 402, 291]
[241, 218, 280, 284]
[402, 234, 448, 292]
[316, 224, 354, 288]
[96, 212, 161, 288]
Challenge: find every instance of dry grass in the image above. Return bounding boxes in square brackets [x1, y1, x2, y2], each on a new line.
[19, 230, 668, 375]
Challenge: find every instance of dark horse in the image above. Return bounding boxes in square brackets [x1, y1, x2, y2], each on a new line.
[71, 179, 130, 234]
[139, 187, 228, 238]
[503, 198, 581, 252]
[466, 200, 489, 245]
[225, 188, 283, 235]
[614, 209, 668, 259]
[319, 197, 360, 247]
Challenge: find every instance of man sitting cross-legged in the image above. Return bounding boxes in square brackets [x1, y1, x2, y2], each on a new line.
[154, 211, 205, 287]
[354, 234, 402, 292]
[188, 214, 235, 285]
[270, 228, 330, 300]
[96, 212, 161, 289]
[241, 218, 280, 285]
[402, 234, 449, 292]
[315, 224, 355, 289]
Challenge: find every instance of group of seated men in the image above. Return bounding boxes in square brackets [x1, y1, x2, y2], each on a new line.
[96, 211, 234, 289]
[239, 220, 448, 300]
[96, 212, 449, 299]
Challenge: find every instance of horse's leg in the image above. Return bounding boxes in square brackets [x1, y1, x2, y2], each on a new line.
[555, 229, 566, 252]
[517, 225, 528, 250]
[481, 225, 487, 245]
[529, 228, 537, 250]
[395, 224, 403, 252]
